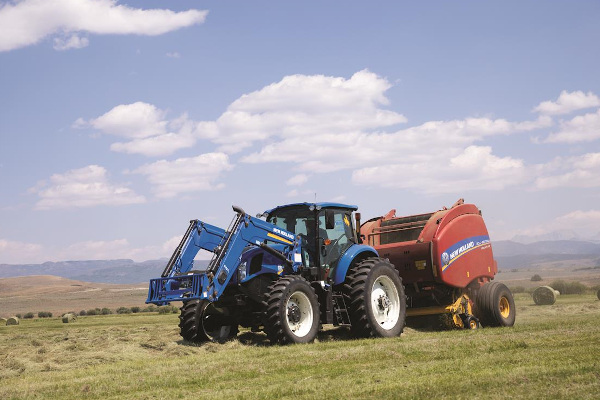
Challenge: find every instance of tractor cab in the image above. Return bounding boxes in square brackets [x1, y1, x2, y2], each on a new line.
[263, 202, 358, 281]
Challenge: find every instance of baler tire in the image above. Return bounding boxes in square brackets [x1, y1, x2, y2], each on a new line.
[343, 258, 406, 338]
[263, 276, 320, 345]
[474, 282, 516, 327]
[464, 315, 480, 330]
[179, 300, 238, 343]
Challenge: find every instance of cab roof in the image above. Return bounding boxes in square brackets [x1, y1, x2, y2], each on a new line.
[263, 202, 358, 216]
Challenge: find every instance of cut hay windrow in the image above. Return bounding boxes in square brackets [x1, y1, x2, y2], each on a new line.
[62, 313, 77, 323]
[6, 316, 19, 325]
[533, 286, 558, 305]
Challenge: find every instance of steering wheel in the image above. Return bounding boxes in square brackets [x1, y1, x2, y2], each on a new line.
[326, 233, 346, 249]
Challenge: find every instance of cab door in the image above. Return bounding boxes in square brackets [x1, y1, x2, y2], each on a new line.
[318, 209, 354, 280]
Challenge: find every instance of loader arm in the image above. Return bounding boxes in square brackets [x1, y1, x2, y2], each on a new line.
[146, 206, 303, 304]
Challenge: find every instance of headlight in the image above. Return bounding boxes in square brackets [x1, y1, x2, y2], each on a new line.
[238, 262, 247, 282]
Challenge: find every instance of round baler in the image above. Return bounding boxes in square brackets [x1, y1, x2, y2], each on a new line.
[360, 199, 515, 329]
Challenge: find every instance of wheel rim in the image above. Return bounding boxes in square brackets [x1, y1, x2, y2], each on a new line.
[201, 304, 232, 341]
[469, 318, 478, 329]
[370, 275, 400, 330]
[499, 296, 510, 319]
[285, 291, 313, 338]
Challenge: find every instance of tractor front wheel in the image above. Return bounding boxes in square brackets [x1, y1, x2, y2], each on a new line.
[474, 282, 516, 327]
[344, 258, 406, 338]
[179, 300, 238, 343]
[264, 276, 320, 345]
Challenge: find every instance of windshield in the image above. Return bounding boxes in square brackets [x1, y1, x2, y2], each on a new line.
[266, 207, 314, 236]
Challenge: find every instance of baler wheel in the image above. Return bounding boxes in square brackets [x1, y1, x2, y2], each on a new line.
[464, 315, 480, 330]
[179, 300, 238, 343]
[474, 282, 516, 327]
[264, 276, 320, 345]
[343, 258, 406, 338]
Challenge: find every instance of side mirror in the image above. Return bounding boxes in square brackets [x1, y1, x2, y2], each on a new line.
[325, 210, 335, 230]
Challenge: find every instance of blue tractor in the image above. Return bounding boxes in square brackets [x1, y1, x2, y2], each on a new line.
[146, 203, 406, 344]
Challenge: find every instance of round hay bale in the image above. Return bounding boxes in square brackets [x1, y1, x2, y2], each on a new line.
[6, 317, 19, 326]
[62, 313, 77, 323]
[533, 286, 557, 305]
[597, 288, 600, 300]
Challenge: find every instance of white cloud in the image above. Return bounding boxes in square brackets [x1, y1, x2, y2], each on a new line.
[53, 33, 89, 50]
[535, 152, 600, 189]
[353, 146, 528, 193]
[0, 234, 192, 263]
[77, 103, 201, 156]
[134, 153, 233, 198]
[81, 102, 168, 139]
[166, 51, 180, 58]
[110, 132, 197, 157]
[32, 165, 145, 210]
[533, 90, 600, 115]
[556, 210, 600, 226]
[76, 71, 406, 157]
[286, 174, 309, 186]
[0, 239, 44, 263]
[0, 0, 208, 52]
[510, 209, 600, 241]
[206, 70, 407, 153]
[228, 72, 550, 194]
[542, 109, 600, 143]
[241, 116, 550, 174]
[72, 75, 596, 196]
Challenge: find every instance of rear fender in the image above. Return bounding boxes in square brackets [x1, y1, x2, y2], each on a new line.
[333, 244, 378, 286]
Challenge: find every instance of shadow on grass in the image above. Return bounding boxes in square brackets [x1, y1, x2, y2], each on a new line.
[316, 326, 353, 342]
[176, 325, 355, 347]
[406, 315, 455, 332]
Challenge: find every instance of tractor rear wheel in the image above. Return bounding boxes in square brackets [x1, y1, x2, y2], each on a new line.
[474, 282, 516, 327]
[179, 300, 238, 343]
[264, 276, 320, 345]
[344, 258, 406, 338]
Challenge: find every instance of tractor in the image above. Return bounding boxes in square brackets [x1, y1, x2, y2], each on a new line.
[147, 203, 406, 344]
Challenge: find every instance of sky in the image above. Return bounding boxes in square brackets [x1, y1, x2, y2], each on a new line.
[1, 1, 599, 264]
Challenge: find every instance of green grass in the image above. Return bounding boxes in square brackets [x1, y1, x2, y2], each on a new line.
[1, 294, 600, 399]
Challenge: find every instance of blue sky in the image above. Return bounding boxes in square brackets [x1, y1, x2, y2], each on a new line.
[1, 1, 599, 263]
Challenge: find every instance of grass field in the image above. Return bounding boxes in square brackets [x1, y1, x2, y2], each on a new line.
[1, 293, 599, 399]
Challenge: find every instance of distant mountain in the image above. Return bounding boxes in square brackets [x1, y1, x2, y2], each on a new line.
[493, 240, 600, 269]
[0, 259, 210, 284]
[3, 239, 600, 281]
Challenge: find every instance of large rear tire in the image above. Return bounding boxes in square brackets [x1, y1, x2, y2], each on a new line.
[179, 300, 238, 343]
[264, 276, 320, 345]
[344, 258, 406, 338]
[474, 282, 516, 327]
